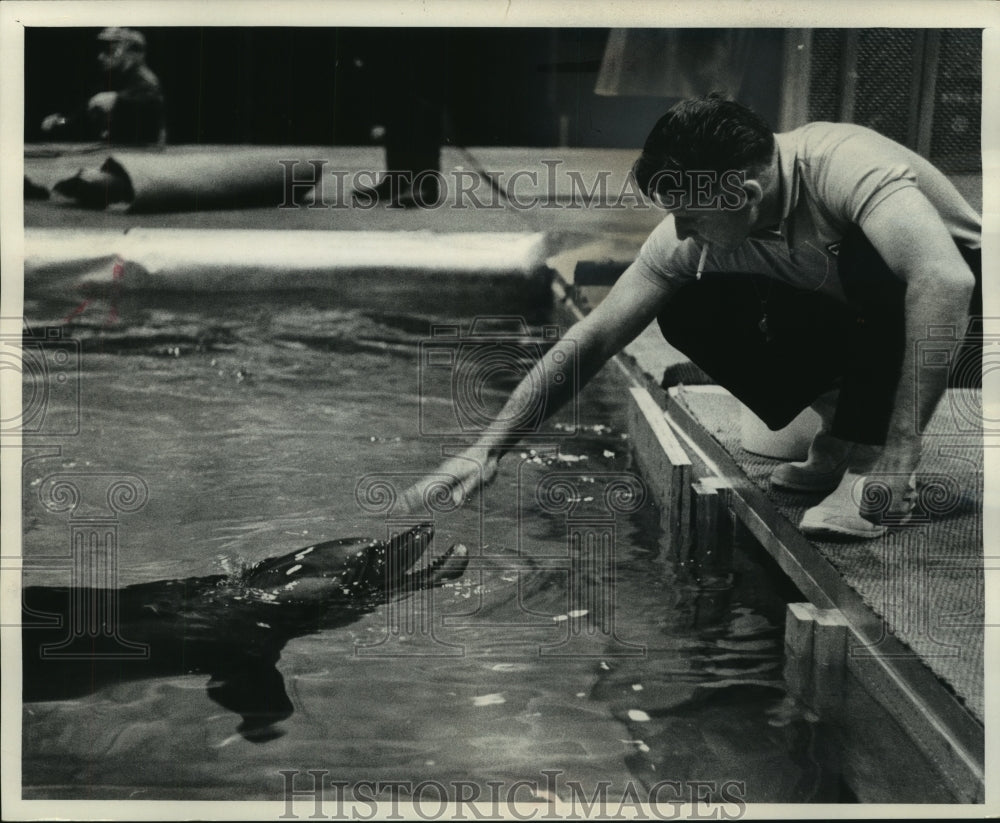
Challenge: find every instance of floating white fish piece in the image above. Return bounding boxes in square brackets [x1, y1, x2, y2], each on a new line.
[285, 564, 302, 576]
[627, 709, 651, 722]
[256, 622, 271, 629]
[553, 614, 569, 622]
[568, 609, 589, 618]
[472, 693, 506, 707]
[603, 450, 616, 459]
[632, 684, 643, 691]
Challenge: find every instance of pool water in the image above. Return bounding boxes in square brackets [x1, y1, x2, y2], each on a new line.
[19, 293, 842, 803]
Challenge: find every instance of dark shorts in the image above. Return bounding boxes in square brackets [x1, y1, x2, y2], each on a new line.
[656, 227, 982, 445]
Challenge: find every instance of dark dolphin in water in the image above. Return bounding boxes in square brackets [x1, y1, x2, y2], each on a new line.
[22, 524, 468, 742]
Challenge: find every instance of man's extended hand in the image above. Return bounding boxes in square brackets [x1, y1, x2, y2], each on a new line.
[402, 446, 501, 515]
[859, 439, 920, 526]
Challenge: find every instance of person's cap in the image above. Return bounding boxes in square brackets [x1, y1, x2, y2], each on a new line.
[97, 27, 146, 49]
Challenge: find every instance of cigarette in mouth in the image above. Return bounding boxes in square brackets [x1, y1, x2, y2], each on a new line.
[696, 244, 709, 280]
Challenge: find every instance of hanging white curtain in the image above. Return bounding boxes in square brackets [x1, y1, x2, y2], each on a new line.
[595, 29, 756, 99]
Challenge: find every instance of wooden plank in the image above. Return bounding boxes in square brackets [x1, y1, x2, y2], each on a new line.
[813, 608, 850, 717]
[784, 602, 817, 703]
[626, 387, 691, 563]
[691, 480, 734, 581]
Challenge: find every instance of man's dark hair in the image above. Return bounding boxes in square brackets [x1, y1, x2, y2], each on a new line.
[632, 93, 775, 201]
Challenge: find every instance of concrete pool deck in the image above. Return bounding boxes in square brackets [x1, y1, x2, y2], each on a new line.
[18, 143, 988, 803]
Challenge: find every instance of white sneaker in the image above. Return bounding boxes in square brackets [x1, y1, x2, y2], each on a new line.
[799, 471, 888, 540]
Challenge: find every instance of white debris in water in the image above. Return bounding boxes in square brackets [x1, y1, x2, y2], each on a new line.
[627, 709, 651, 722]
[286, 564, 302, 576]
[576, 692, 586, 698]
[425, 760, 436, 767]
[599, 661, 610, 670]
[472, 693, 506, 707]
[491, 663, 520, 672]
[556, 453, 588, 463]
[568, 609, 588, 618]
[284, 581, 299, 590]
[214, 733, 243, 748]
[603, 450, 616, 459]
[294, 547, 314, 561]
[620, 738, 651, 753]
[632, 684, 644, 692]
[256, 622, 271, 629]
[552, 614, 568, 622]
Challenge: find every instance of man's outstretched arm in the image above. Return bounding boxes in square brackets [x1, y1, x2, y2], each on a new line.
[402, 262, 675, 511]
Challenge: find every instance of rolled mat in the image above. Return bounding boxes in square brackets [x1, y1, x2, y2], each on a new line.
[103, 148, 321, 212]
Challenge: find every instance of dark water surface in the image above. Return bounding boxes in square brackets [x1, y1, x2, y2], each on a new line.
[20, 294, 837, 803]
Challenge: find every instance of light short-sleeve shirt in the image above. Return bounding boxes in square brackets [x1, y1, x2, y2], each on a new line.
[633, 122, 982, 302]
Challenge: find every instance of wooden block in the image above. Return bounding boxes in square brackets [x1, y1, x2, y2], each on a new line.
[693, 478, 734, 577]
[626, 387, 691, 563]
[812, 608, 850, 718]
[784, 602, 817, 702]
[692, 481, 718, 562]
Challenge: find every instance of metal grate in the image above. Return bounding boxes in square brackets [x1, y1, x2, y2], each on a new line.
[930, 30, 981, 171]
[805, 29, 981, 172]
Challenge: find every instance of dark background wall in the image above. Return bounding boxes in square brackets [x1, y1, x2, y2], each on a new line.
[24, 27, 786, 148]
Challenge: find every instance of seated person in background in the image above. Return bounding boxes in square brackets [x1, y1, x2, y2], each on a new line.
[40, 27, 166, 146]
[404, 94, 981, 541]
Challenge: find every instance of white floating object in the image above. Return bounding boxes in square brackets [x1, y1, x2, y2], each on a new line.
[628, 709, 651, 722]
[632, 684, 644, 691]
[473, 693, 506, 707]
[568, 609, 589, 618]
[285, 564, 302, 576]
[553, 614, 569, 622]
[603, 450, 616, 459]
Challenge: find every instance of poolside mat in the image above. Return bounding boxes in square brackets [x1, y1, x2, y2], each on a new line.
[674, 386, 984, 722]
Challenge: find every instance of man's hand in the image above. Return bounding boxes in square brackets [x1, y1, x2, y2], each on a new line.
[859, 439, 920, 526]
[88, 91, 118, 114]
[40, 113, 67, 133]
[401, 446, 501, 515]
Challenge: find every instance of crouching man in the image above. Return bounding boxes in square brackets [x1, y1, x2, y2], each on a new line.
[405, 94, 982, 540]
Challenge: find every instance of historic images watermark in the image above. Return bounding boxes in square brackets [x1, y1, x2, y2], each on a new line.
[278, 770, 748, 820]
[277, 159, 750, 212]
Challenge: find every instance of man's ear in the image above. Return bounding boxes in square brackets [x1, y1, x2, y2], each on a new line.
[742, 178, 764, 208]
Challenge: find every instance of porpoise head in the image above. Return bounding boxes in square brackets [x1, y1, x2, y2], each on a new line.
[241, 523, 468, 607]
